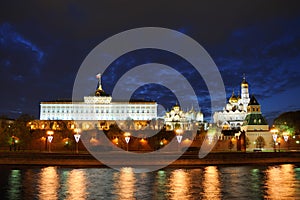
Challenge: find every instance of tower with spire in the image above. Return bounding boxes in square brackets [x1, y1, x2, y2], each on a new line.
[95, 73, 109, 97]
[240, 74, 250, 111]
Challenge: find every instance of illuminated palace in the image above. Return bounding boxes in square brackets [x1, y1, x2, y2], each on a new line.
[40, 74, 157, 121]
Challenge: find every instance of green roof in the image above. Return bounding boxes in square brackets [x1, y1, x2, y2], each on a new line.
[243, 113, 268, 125]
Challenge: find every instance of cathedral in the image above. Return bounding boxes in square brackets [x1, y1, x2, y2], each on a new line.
[213, 75, 250, 130]
[164, 104, 204, 131]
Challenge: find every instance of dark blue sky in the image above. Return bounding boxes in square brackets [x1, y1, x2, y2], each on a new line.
[0, 1, 300, 124]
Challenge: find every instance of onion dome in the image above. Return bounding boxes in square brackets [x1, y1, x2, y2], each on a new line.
[241, 74, 248, 88]
[229, 91, 238, 103]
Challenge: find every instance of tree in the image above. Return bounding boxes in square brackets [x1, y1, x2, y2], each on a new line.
[255, 136, 266, 149]
[274, 111, 300, 135]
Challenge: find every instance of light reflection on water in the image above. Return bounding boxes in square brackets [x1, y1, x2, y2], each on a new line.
[1, 164, 300, 199]
[115, 167, 136, 200]
[38, 166, 59, 200]
[203, 166, 221, 200]
[265, 164, 297, 199]
[66, 169, 87, 200]
[8, 169, 21, 200]
[169, 169, 191, 199]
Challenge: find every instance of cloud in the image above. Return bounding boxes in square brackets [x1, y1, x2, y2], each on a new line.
[0, 22, 45, 76]
[213, 17, 300, 101]
[0, 23, 44, 62]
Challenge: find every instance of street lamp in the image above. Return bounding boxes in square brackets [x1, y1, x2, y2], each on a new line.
[271, 128, 278, 152]
[74, 128, 81, 154]
[283, 131, 289, 151]
[124, 132, 131, 151]
[47, 130, 54, 152]
[175, 129, 183, 151]
[283, 132, 289, 142]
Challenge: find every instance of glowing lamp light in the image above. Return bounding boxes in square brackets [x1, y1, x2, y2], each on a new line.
[74, 134, 81, 143]
[113, 137, 119, 145]
[124, 132, 131, 144]
[48, 135, 53, 143]
[125, 137, 130, 144]
[47, 130, 54, 143]
[271, 128, 278, 142]
[282, 132, 289, 142]
[175, 129, 183, 135]
[176, 135, 183, 143]
[124, 132, 131, 151]
[272, 134, 278, 142]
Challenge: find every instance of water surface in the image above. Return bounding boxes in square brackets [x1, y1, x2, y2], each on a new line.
[1, 164, 300, 199]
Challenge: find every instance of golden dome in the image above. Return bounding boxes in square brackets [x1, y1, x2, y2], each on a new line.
[229, 91, 238, 103]
[241, 82, 248, 88]
[241, 75, 248, 88]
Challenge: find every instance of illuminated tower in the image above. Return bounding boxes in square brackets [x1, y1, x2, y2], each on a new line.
[95, 73, 109, 97]
[241, 74, 250, 111]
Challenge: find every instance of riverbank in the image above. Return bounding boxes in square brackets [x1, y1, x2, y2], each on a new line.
[1, 151, 300, 168]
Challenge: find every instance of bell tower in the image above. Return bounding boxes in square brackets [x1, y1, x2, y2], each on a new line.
[241, 74, 250, 111]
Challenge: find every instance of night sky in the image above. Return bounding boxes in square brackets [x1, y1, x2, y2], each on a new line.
[1, 1, 300, 124]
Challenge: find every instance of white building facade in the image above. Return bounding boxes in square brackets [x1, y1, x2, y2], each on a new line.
[40, 75, 157, 121]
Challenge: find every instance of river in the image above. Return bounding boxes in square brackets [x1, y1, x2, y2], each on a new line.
[0, 164, 299, 199]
